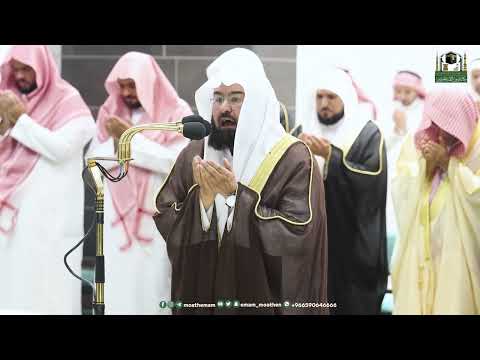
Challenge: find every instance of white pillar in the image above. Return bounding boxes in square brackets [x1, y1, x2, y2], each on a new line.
[0, 45, 11, 63]
[47, 45, 62, 72]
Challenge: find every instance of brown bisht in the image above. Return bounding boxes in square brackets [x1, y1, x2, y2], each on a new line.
[153, 135, 329, 314]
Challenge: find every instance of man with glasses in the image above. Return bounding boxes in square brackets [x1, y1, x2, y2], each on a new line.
[153, 48, 329, 315]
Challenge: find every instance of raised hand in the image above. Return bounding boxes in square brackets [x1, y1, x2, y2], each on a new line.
[105, 116, 132, 140]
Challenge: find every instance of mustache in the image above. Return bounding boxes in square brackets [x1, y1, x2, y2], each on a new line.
[218, 114, 237, 125]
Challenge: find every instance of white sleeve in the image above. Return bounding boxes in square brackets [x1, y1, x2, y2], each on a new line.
[130, 134, 189, 176]
[9, 114, 96, 164]
[199, 198, 214, 232]
[386, 131, 406, 152]
[85, 135, 115, 159]
[84, 134, 119, 171]
[226, 200, 236, 232]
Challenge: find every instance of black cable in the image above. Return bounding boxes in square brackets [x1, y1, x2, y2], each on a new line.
[64, 162, 130, 299]
[96, 162, 127, 182]
[63, 167, 96, 295]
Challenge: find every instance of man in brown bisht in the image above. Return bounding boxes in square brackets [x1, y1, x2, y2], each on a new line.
[153, 48, 329, 315]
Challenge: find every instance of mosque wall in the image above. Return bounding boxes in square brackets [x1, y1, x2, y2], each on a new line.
[61, 45, 297, 117]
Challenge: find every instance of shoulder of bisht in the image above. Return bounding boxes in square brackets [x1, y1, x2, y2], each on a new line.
[342, 120, 385, 176]
[246, 133, 315, 226]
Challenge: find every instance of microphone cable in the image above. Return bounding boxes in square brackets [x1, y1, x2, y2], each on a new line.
[63, 166, 97, 297]
[95, 161, 126, 182]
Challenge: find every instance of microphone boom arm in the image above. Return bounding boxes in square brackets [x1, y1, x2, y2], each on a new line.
[117, 122, 184, 167]
[83, 121, 186, 315]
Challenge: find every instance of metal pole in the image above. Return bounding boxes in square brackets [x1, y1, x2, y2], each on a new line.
[87, 160, 105, 315]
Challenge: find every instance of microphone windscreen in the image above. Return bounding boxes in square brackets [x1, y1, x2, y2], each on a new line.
[182, 115, 211, 136]
[183, 122, 207, 140]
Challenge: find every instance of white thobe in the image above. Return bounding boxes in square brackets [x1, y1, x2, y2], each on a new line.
[0, 113, 96, 315]
[382, 99, 424, 265]
[85, 108, 188, 315]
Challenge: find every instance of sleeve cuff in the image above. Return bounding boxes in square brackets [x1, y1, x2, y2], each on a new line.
[9, 113, 32, 140]
[225, 191, 237, 232]
[226, 206, 235, 232]
[199, 198, 214, 231]
[324, 145, 342, 180]
[322, 145, 333, 179]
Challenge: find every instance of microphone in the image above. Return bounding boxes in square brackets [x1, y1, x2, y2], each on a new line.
[182, 122, 207, 140]
[181, 115, 211, 136]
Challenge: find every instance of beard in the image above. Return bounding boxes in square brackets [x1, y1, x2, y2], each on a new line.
[208, 116, 236, 155]
[17, 81, 37, 94]
[317, 108, 345, 126]
[122, 96, 142, 109]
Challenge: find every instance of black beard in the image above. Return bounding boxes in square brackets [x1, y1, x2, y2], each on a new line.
[208, 117, 236, 155]
[128, 102, 142, 109]
[317, 109, 345, 126]
[123, 97, 142, 109]
[18, 82, 37, 94]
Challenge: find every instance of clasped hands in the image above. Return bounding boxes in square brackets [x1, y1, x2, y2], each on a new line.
[420, 135, 450, 181]
[0, 90, 26, 136]
[105, 115, 132, 140]
[192, 156, 237, 209]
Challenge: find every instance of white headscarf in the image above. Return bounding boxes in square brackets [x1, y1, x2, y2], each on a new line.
[298, 67, 368, 152]
[470, 58, 480, 71]
[468, 58, 480, 101]
[194, 48, 285, 238]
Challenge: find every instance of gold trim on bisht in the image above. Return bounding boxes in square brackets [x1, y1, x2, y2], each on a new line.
[341, 131, 385, 176]
[247, 133, 314, 226]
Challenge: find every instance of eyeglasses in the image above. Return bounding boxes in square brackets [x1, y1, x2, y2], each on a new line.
[211, 93, 245, 107]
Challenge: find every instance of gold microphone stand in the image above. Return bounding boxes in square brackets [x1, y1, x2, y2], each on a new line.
[86, 158, 105, 315]
[85, 122, 187, 315]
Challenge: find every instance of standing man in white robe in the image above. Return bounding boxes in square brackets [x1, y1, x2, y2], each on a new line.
[85, 52, 192, 315]
[384, 70, 427, 265]
[0, 45, 95, 315]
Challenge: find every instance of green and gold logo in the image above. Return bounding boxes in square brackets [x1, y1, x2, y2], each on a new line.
[435, 51, 468, 83]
